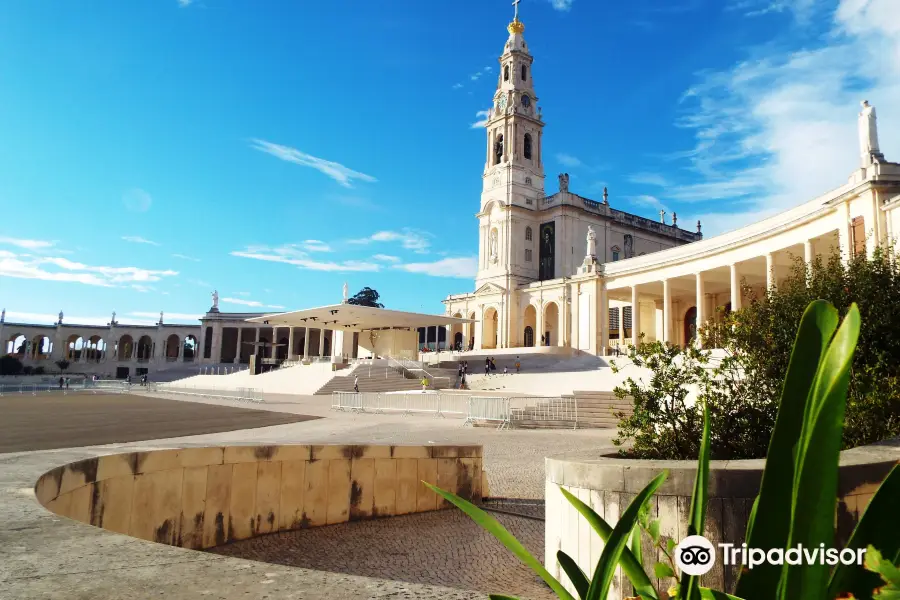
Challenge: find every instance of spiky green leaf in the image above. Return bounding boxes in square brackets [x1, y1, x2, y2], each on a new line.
[424, 483, 576, 600]
[586, 471, 668, 600]
[655, 562, 676, 579]
[558, 550, 590, 600]
[736, 300, 840, 600]
[782, 304, 860, 599]
[559, 487, 660, 600]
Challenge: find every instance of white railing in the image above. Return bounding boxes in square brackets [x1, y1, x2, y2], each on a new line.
[509, 396, 578, 430]
[0, 380, 132, 395]
[197, 365, 248, 375]
[387, 357, 453, 390]
[464, 396, 512, 429]
[146, 382, 263, 403]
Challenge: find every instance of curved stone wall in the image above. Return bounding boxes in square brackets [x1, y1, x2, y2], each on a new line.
[545, 442, 898, 600]
[35, 444, 484, 549]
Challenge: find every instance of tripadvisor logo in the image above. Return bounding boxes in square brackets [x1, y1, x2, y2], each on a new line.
[674, 535, 866, 576]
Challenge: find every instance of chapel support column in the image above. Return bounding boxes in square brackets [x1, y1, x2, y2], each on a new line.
[319, 328, 325, 357]
[599, 283, 609, 356]
[837, 201, 852, 263]
[631, 285, 641, 348]
[804, 240, 814, 267]
[303, 326, 310, 360]
[663, 279, 672, 344]
[695, 273, 705, 349]
[288, 327, 295, 360]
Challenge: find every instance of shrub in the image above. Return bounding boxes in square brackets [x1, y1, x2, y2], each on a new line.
[33, 366, 46, 375]
[429, 301, 900, 600]
[706, 247, 900, 450]
[0, 355, 24, 376]
[22, 365, 34, 375]
[55, 359, 70, 372]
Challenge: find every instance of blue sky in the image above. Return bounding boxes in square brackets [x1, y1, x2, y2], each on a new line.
[0, 0, 897, 325]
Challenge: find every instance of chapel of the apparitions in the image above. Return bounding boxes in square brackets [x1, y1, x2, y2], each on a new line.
[3, 14, 900, 378]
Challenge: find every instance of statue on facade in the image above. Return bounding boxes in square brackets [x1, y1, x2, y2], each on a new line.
[0, 308, 4, 323]
[58, 311, 63, 325]
[586, 226, 597, 259]
[211, 290, 219, 309]
[111, 311, 116, 325]
[558, 173, 569, 193]
[603, 187, 609, 205]
[859, 100, 885, 167]
[489, 229, 499, 263]
[659, 209, 666, 224]
[494, 136, 504, 164]
[672, 212, 678, 226]
[159, 311, 164, 325]
[624, 234, 634, 259]
[342, 282, 349, 303]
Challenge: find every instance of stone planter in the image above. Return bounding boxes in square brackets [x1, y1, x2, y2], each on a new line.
[545, 440, 899, 600]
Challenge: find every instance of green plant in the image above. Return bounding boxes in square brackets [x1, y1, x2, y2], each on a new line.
[55, 359, 70, 372]
[427, 300, 899, 600]
[33, 366, 45, 375]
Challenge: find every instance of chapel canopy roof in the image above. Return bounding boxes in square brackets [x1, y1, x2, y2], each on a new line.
[245, 304, 473, 331]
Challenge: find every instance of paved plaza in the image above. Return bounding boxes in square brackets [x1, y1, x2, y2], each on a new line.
[0, 391, 617, 599]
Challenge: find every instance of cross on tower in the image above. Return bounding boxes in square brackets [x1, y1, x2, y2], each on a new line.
[512, 0, 521, 20]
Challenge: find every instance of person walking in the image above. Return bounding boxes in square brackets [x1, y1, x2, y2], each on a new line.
[421, 377, 429, 393]
[490, 357, 497, 373]
[354, 375, 359, 393]
[65, 377, 70, 390]
[515, 355, 521, 373]
[484, 358, 490, 376]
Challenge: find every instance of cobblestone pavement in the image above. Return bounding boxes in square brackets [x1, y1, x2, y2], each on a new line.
[211, 510, 556, 600]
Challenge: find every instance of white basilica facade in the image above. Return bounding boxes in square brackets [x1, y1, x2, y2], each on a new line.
[443, 17, 900, 356]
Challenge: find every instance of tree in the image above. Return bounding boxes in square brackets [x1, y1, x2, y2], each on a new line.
[705, 246, 900, 450]
[55, 359, 70, 372]
[0, 355, 24, 376]
[348, 287, 384, 308]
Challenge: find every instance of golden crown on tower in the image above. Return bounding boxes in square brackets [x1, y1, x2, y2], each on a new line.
[508, 18, 525, 34]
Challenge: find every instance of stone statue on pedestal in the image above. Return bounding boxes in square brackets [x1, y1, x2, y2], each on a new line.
[0, 308, 4, 323]
[111, 311, 116, 325]
[159, 311, 164, 325]
[211, 290, 219, 310]
[558, 173, 569, 193]
[490, 229, 499, 264]
[58, 311, 63, 325]
[859, 100, 885, 167]
[343, 282, 349, 303]
[586, 226, 597, 259]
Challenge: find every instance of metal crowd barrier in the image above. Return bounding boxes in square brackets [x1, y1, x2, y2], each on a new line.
[143, 382, 263, 403]
[509, 396, 578, 430]
[330, 391, 513, 427]
[464, 396, 512, 429]
[0, 381, 95, 396]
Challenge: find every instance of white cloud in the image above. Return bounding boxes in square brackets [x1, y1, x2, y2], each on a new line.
[123, 188, 152, 212]
[549, 0, 574, 11]
[471, 109, 491, 129]
[484, 66, 493, 72]
[130, 311, 202, 322]
[251, 139, 377, 188]
[556, 153, 584, 168]
[235, 291, 251, 297]
[452, 83, 463, 90]
[0, 236, 55, 250]
[178, 0, 193, 6]
[348, 229, 431, 253]
[0, 251, 178, 287]
[672, 0, 900, 235]
[470, 72, 481, 81]
[393, 257, 478, 279]
[231, 244, 381, 272]
[172, 253, 200, 262]
[629, 172, 670, 187]
[302, 239, 332, 253]
[372, 254, 400, 262]
[221, 297, 286, 310]
[122, 236, 160, 246]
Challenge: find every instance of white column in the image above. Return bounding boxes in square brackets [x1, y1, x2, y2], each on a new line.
[318, 328, 325, 357]
[536, 303, 544, 346]
[631, 285, 641, 348]
[804, 240, 814, 267]
[766, 253, 775, 291]
[303, 326, 310, 359]
[837, 201, 851, 263]
[571, 283, 580, 350]
[235, 328, 242, 363]
[288, 327, 295, 360]
[599, 284, 609, 355]
[730, 264, 742, 311]
[663, 279, 672, 344]
[695, 273, 705, 349]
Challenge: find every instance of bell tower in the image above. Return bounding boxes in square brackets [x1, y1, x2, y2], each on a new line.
[475, 3, 545, 289]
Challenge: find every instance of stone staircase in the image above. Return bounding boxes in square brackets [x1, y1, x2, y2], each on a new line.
[314, 366, 460, 395]
[572, 390, 634, 429]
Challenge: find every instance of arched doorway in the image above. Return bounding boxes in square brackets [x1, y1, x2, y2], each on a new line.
[118, 335, 134, 360]
[65, 335, 81, 360]
[467, 311, 476, 350]
[184, 335, 198, 362]
[543, 302, 559, 346]
[684, 307, 697, 347]
[32, 335, 51, 359]
[450, 313, 464, 351]
[523, 305, 536, 347]
[277, 336, 289, 360]
[454, 332, 463, 349]
[482, 307, 499, 349]
[136, 336, 153, 361]
[9, 334, 26, 356]
[165, 334, 180, 360]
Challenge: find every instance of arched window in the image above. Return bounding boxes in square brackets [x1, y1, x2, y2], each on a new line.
[524, 133, 533, 160]
[611, 245, 621, 262]
[494, 133, 504, 165]
[504, 65, 510, 81]
[521, 65, 527, 81]
[525, 177, 532, 185]
[525, 226, 533, 241]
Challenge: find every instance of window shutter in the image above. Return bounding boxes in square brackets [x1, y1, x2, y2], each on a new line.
[851, 216, 866, 256]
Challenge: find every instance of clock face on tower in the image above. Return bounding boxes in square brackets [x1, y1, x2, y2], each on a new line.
[521, 95, 531, 108]
[498, 95, 507, 112]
